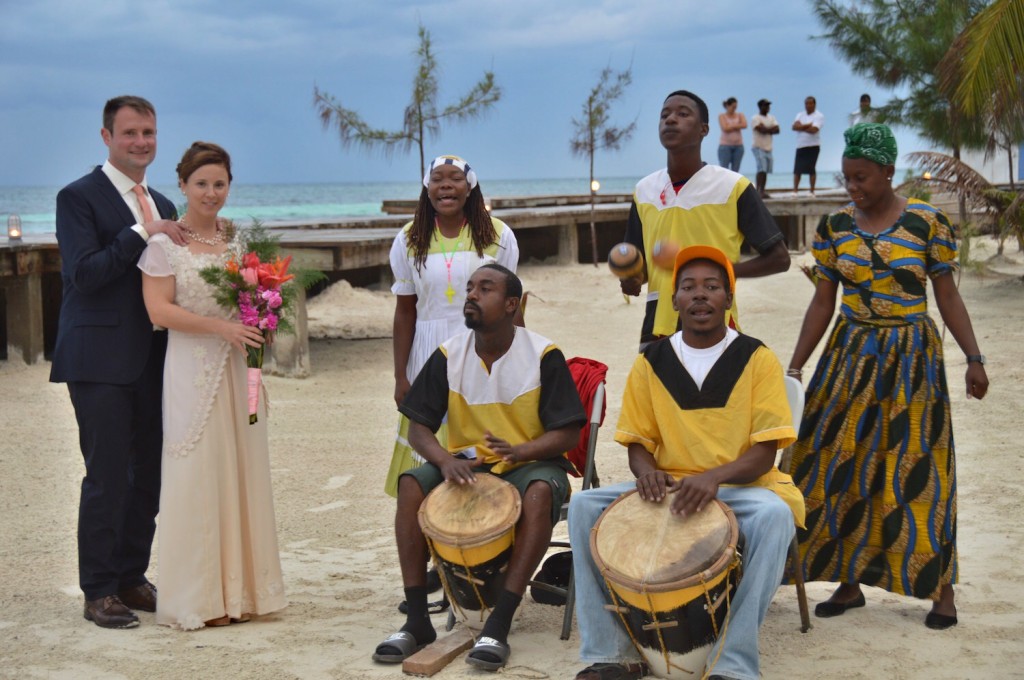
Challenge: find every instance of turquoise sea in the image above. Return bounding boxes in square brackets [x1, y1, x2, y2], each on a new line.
[2, 173, 810, 235]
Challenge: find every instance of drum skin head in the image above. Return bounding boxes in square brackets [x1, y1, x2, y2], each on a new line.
[419, 474, 522, 549]
[592, 492, 736, 588]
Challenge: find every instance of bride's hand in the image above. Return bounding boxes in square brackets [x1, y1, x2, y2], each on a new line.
[219, 320, 265, 354]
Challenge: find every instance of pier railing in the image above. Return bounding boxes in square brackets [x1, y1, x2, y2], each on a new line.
[2, 193, 845, 371]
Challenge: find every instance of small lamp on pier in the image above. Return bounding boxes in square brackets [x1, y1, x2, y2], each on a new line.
[591, 179, 601, 194]
[7, 214, 22, 243]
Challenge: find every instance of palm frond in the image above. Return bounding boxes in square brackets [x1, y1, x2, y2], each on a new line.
[905, 151, 995, 195]
[941, 0, 1024, 118]
[1004, 191, 1024, 239]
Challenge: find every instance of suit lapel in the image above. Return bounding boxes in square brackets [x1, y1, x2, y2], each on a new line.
[89, 166, 138, 227]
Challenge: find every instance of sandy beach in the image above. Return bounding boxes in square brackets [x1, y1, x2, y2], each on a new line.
[2, 239, 1022, 680]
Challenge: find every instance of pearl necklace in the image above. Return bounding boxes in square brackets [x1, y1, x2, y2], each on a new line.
[178, 218, 224, 246]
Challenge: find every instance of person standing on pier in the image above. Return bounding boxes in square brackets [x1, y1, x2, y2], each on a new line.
[620, 90, 790, 350]
[50, 95, 188, 629]
[751, 98, 780, 198]
[848, 93, 877, 126]
[384, 155, 520, 496]
[792, 96, 825, 194]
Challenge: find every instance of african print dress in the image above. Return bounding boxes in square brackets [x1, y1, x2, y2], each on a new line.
[791, 198, 959, 601]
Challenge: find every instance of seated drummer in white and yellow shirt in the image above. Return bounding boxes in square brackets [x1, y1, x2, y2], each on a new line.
[568, 246, 803, 680]
[372, 263, 585, 672]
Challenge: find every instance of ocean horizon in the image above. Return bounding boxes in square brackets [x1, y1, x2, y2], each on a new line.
[3, 172, 834, 235]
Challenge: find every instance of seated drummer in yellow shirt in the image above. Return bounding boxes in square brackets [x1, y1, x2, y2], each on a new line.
[568, 245, 804, 680]
[372, 263, 585, 672]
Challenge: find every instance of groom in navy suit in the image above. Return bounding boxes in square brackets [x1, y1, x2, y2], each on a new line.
[50, 95, 188, 628]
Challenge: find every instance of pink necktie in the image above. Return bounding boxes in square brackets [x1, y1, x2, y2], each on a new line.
[131, 184, 155, 223]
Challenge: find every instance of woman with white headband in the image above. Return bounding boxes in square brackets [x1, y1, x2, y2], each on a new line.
[384, 155, 520, 497]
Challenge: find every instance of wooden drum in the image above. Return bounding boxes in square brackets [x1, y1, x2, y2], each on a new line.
[418, 474, 521, 622]
[591, 491, 741, 678]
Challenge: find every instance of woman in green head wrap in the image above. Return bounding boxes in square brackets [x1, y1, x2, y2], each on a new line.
[785, 122, 989, 630]
[844, 122, 898, 166]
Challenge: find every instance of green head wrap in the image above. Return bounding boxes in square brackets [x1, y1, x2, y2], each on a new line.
[843, 123, 897, 166]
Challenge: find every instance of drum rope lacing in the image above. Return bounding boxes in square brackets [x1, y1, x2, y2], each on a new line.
[698, 552, 742, 678]
[425, 527, 516, 624]
[600, 550, 742, 679]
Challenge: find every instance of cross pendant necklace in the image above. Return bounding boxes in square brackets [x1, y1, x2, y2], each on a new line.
[437, 219, 466, 303]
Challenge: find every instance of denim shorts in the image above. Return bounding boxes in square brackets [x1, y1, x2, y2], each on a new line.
[751, 146, 773, 174]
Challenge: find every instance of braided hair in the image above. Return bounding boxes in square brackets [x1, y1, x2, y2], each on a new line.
[406, 184, 498, 271]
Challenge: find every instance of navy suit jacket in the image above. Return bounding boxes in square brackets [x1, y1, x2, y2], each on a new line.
[49, 166, 177, 385]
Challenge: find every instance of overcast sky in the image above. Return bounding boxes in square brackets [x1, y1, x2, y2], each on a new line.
[1, 0, 930, 188]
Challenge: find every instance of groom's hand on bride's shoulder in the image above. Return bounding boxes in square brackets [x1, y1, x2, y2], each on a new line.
[147, 219, 188, 246]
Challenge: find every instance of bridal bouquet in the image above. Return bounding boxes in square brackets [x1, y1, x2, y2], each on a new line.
[200, 224, 310, 424]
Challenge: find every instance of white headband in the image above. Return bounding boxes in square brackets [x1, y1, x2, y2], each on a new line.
[423, 155, 478, 190]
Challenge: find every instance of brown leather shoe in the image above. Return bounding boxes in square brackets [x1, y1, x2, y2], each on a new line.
[117, 583, 157, 612]
[84, 595, 140, 629]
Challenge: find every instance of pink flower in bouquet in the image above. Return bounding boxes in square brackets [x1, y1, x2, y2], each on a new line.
[238, 295, 260, 327]
[261, 288, 283, 309]
[259, 311, 279, 331]
[240, 267, 260, 287]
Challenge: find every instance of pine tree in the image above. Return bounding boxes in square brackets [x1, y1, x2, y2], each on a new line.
[314, 23, 501, 178]
[569, 63, 636, 265]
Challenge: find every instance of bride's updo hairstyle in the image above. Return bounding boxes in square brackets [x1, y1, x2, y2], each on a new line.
[176, 141, 233, 183]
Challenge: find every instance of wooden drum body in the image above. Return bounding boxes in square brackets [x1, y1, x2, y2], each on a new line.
[418, 474, 522, 622]
[591, 491, 741, 678]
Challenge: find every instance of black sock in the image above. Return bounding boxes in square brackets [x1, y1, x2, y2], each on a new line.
[479, 590, 522, 645]
[400, 586, 436, 644]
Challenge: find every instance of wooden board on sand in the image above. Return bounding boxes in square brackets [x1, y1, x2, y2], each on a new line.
[401, 627, 476, 676]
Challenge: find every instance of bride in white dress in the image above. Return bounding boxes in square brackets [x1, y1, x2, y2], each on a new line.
[138, 141, 286, 629]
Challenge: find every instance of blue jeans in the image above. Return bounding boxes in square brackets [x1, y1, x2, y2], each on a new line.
[569, 481, 794, 680]
[718, 145, 744, 172]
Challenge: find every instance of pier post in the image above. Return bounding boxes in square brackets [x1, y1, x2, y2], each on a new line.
[266, 287, 310, 378]
[557, 222, 579, 265]
[2, 271, 45, 364]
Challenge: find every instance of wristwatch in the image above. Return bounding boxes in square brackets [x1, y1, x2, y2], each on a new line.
[966, 354, 986, 365]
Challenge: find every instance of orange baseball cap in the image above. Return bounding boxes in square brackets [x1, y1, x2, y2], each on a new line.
[672, 245, 736, 291]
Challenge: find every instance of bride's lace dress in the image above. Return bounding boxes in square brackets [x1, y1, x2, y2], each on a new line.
[139, 234, 287, 629]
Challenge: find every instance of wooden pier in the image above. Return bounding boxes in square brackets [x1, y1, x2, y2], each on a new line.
[2, 193, 845, 370]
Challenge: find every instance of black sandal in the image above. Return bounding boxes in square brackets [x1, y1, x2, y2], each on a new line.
[372, 631, 426, 663]
[574, 662, 648, 680]
[814, 592, 866, 618]
[925, 610, 958, 630]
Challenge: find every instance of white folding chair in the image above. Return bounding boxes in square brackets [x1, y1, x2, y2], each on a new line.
[554, 379, 604, 639]
[780, 375, 811, 632]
